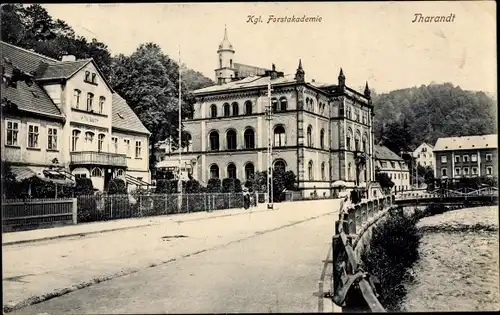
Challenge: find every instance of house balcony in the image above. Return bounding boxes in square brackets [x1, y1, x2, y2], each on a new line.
[70, 151, 127, 168]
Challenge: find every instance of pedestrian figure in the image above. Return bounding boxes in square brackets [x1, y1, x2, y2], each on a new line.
[243, 188, 250, 210]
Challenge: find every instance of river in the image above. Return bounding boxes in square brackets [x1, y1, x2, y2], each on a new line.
[399, 206, 499, 312]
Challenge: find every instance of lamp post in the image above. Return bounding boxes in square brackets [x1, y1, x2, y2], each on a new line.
[266, 82, 274, 209]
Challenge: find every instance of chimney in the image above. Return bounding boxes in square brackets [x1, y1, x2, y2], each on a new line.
[61, 55, 76, 62]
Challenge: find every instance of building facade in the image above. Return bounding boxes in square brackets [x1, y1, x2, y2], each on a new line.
[1, 41, 150, 191]
[433, 134, 497, 180]
[158, 28, 376, 197]
[374, 144, 411, 192]
[412, 142, 435, 174]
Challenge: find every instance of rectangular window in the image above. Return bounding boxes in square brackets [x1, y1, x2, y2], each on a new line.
[91, 73, 97, 83]
[47, 127, 58, 150]
[463, 155, 469, 163]
[135, 141, 142, 158]
[486, 154, 492, 162]
[391, 162, 395, 168]
[124, 139, 131, 157]
[27, 124, 40, 148]
[6, 120, 20, 146]
[111, 136, 118, 153]
[75, 173, 87, 179]
[441, 168, 447, 177]
[87, 93, 94, 111]
[99, 96, 105, 114]
[441, 156, 447, 163]
[471, 154, 477, 162]
[73, 90, 81, 109]
[486, 166, 493, 175]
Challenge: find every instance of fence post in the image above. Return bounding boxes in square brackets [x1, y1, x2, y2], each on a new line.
[72, 198, 78, 224]
[229, 194, 232, 209]
[187, 194, 190, 213]
[110, 195, 113, 219]
[164, 193, 168, 215]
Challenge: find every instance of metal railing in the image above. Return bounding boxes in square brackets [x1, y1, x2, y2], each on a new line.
[332, 195, 396, 312]
[2, 198, 77, 232]
[395, 186, 498, 201]
[70, 151, 127, 167]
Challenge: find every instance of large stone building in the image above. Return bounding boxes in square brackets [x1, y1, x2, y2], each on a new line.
[374, 144, 411, 192]
[433, 134, 497, 179]
[158, 28, 376, 197]
[1, 41, 151, 192]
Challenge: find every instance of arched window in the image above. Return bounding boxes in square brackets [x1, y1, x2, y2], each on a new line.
[274, 159, 286, 172]
[307, 125, 313, 147]
[73, 89, 81, 109]
[210, 164, 219, 179]
[219, 59, 222, 68]
[87, 93, 94, 111]
[231, 102, 239, 116]
[226, 129, 237, 150]
[185, 133, 192, 152]
[227, 163, 237, 179]
[209, 131, 219, 151]
[91, 167, 103, 177]
[71, 130, 81, 151]
[244, 129, 255, 149]
[274, 126, 286, 147]
[116, 169, 125, 177]
[99, 96, 105, 114]
[245, 101, 252, 115]
[305, 98, 310, 111]
[85, 71, 90, 81]
[355, 130, 361, 152]
[362, 134, 368, 152]
[279, 97, 288, 111]
[223, 103, 230, 116]
[230, 59, 233, 68]
[308, 160, 314, 180]
[321, 162, 326, 180]
[346, 128, 353, 151]
[210, 104, 217, 118]
[85, 131, 94, 150]
[245, 163, 255, 180]
[346, 106, 351, 119]
[271, 97, 279, 112]
[98, 133, 105, 152]
[347, 163, 352, 180]
[320, 129, 325, 149]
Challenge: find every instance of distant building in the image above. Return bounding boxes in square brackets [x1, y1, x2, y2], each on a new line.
[157, 27, 376, 197]
[433, 134, 497, 179]
[1, 41, 151, 192]
[412, 142, 436, 174]
[374, 144, 411, 192]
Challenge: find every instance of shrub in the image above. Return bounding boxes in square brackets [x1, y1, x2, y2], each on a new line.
[360, 207, 422, 311]
[207, 178, 222, 193]
[222, 178, 242, 193]
[185, 179, 201, 193]
[75, 178, 94, 196]
[155, 179, 179, 193]
[107, 178, 127, 195]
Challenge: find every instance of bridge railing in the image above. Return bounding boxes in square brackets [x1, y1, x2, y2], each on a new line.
[331, 195, 395, 312]
[395, 186, 498, 201]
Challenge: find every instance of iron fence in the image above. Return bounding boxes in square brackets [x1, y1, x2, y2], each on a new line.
[76, 192, 268, 223]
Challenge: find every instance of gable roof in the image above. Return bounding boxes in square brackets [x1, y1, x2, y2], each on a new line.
[1, 42, 63, 118]
[374, 144, 403, 161]
[36, 59, 91, 80]
[434, 134, 497, 151]
[112, 94, 150, 135]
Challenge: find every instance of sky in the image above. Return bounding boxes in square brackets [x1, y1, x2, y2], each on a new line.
[42, 1, 497, 95]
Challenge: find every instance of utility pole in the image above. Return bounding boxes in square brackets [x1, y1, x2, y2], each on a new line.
[266, 82, 274, 210]
[177, 47, 183, 212]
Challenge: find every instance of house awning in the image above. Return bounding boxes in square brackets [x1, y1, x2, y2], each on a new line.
[10, 166, 76, 186]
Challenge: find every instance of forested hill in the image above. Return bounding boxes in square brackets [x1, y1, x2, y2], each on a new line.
[371, 83, 497, 154]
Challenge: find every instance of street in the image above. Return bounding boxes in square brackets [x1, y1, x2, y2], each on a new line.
[4, 199, 340, 314]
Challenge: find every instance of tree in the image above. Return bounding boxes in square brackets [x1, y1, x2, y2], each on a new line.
[207, 178, 222, 193]
[222, 178, 242, 193]
[2, 161, 19, 199]
[107, 178, 127, 195]
[109, 43, 194, 170]
[375, 169, 395, 194]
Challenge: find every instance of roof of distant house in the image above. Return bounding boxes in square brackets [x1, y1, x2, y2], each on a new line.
[374, 144, 404, 161]
[434, 134, 497, 151]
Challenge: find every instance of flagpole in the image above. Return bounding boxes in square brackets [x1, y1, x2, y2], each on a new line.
[178, 46, 182, 213]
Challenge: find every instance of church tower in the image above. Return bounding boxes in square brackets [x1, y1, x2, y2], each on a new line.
[215, 26, 236, 85]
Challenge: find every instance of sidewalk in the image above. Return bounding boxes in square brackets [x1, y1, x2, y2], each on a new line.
[2, 203, 268, 246]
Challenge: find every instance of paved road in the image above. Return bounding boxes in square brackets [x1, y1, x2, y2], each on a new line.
[5, 200, 339, 314]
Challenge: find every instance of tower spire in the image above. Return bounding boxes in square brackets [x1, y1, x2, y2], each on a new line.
[364, 81, 371, 98]
[295, 59, 305, 82]
[224, 24, 228, 40]
[338, 67, 345, 87]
